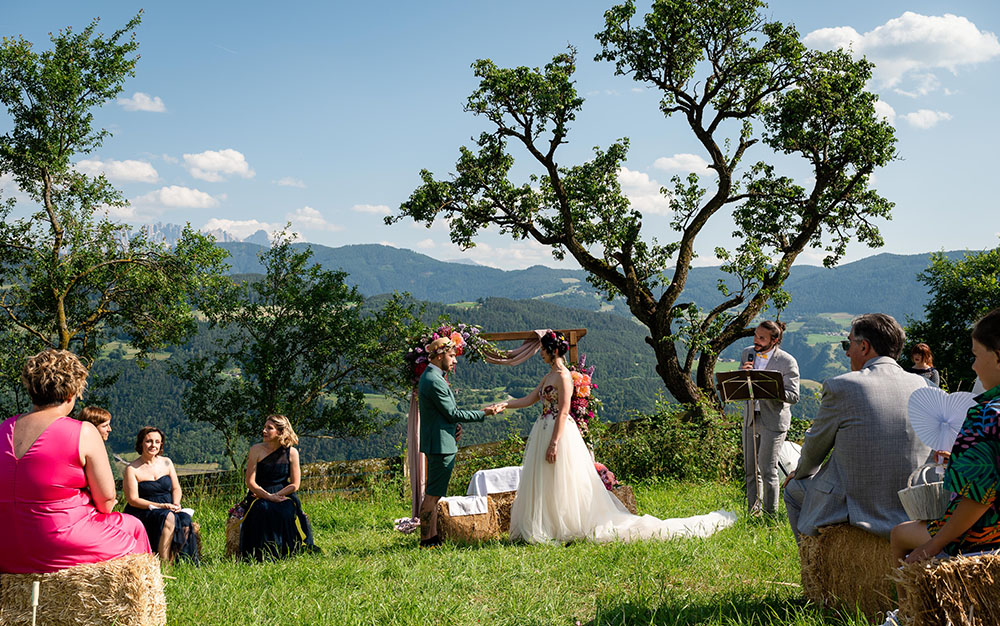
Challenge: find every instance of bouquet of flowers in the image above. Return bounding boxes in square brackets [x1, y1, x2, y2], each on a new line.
[403, 322, 495, 386]
[569, 353, 601, 450]
[594, 462, 620, 491]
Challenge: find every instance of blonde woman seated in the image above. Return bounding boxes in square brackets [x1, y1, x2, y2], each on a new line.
[123, 427, 199, 563]
[238, 415, 317, 561]
[0, 350, 149, 573]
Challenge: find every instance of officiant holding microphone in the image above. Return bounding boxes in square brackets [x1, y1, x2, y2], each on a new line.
[740, 320, 800, 518]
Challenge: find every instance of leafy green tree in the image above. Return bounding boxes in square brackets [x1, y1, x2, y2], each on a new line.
[906, 246, 1000, 391]
[175, 237, 423, 468]
[388, 0, 897, 408]
[0, 14, 229, 409]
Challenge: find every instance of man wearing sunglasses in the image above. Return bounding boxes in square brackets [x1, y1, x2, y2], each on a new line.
[784, 313, 932, 543]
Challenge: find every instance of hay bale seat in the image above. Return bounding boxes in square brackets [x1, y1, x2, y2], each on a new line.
[798, 523, 895, 619]
[0, 553, 166, 626]
[225, 516, 241, 558]
[611, 484, 638, 514]
[489, 491, 517, 534]
[437, 497, 499, 543]
[892, 552, 1000, 626]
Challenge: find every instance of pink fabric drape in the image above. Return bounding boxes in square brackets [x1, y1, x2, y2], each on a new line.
[407, 388, 425, 519]
[406, 329, 548, 518]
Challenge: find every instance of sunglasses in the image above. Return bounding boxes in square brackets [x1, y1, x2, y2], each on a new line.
[841, 339, 852, 352]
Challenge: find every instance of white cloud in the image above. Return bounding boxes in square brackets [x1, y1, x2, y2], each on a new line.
[618, 167, 671, 216]
[183, 149, 255, 182]
[75, 159, 158, 183]
[435, 239, 569, 270]
[117, 92, 166, 112]
[416, 238, 436, 249]
[287, 206, 342, 232]
[276, 177, 306, 188]
[803, 13, 1000, 90]
[99, 204, 136, 220]
[135, 185, 219, 208]
[201, 218, 281, 240]
[653, 153, 712, 173]
[873, 99, 896, 125]
[902, 109, 953, 129]
[351, 203, 391, 215]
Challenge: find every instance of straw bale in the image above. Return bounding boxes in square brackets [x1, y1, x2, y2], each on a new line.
[612, 484, 638, 514]
[0, 553, 166, 626]
[892, 553, 1000, 626]
[225, 516, 241, 558]
[489, 491, 517, 533]
[437, 498, 499, 543]
[798, 523, 895, 619]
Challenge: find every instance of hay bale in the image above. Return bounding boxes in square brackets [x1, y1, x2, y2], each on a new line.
[489, 491, 517, 533]
[892, 553, 1000, 626]
[225, 516, 241, 558]
[0, 553, 166, 626]
[437, 498, 499, 543]
[612, 484, 638, 514]
[798, 524, 895, 619]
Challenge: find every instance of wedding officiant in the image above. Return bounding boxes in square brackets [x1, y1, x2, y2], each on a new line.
[739, 320, 800, 518]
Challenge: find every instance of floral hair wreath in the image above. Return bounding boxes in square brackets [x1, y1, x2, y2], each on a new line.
[543, 330, 570, 355]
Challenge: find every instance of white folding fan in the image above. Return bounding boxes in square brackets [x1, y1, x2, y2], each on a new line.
[907, 386, 977, 451]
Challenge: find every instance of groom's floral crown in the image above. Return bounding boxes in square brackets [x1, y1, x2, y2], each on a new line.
[426, 337, 456, 357]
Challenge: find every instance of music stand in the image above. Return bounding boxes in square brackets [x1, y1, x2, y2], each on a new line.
[717, 368, 787, 514]
[716, 369, 786, 404]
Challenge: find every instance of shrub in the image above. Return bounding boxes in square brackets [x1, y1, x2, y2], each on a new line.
[593, 397, 741, 483]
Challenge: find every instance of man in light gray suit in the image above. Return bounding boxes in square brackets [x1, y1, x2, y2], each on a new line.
[784, 313, 931, 541]
[741, 320, 800, 517]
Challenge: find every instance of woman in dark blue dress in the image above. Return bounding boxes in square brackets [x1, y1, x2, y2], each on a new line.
[238, 415, 316, 561]
[123, 426, 199, 563]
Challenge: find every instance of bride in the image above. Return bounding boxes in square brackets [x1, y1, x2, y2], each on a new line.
[505, 331, 736, 543]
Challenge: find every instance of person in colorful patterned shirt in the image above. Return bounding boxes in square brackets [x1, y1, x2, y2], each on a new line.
[891, 307, 1000, 563]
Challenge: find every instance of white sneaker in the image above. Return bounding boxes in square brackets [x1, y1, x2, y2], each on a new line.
[878, 609, 899, 626]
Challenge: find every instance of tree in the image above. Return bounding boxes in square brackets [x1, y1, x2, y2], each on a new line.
[388, 0, 897, 408]
[905, 246, 1000, 391]
[0, 14, 229, 406]
[175, 238, 423, 468]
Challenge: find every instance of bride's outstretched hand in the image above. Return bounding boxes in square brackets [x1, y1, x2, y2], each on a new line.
[546, 440, 558, 464]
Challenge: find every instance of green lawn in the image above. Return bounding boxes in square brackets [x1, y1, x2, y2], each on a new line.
[805, 333, 843, 346]
[163, 481, 877, 625]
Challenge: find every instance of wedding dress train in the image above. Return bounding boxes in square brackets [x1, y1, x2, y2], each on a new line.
[509, 385, 737, 543]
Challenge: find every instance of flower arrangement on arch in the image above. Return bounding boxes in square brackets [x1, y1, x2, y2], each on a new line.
[568, 353, 601, 450]
[403, 322, 495, 386]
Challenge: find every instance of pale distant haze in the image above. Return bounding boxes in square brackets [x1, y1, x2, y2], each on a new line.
[2, 1, 998, 270]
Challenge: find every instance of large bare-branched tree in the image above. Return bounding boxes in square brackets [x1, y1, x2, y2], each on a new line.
[388, 0, 897, 408]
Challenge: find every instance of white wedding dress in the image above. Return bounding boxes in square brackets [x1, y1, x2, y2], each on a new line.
[509, 384, 737, 543]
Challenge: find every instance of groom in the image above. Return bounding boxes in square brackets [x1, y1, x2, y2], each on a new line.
[417, 337, 504, 547]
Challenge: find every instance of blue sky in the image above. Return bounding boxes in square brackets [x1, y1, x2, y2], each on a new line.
[3, 1, 998, 270]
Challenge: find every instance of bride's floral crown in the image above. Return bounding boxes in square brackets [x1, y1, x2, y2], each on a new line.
[542, 330, 569, 355]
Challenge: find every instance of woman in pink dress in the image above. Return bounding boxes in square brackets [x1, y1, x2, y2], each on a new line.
[0, 349, 150, 573]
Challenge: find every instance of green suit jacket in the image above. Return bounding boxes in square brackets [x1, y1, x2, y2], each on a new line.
[418, 364, 485, 455]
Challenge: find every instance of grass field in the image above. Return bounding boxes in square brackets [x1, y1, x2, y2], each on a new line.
[161, 481, 881, 625]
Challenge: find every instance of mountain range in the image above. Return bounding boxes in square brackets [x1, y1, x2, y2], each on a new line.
[145, 222, 967, 322]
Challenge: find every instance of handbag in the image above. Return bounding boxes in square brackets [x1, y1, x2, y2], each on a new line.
[897, 463, 951, 521]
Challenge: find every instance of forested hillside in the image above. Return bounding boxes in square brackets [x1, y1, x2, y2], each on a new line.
[83, 294, 857, 467]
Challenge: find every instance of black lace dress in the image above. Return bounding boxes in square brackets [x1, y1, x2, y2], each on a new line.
[238, 446, 317, 561]
[123, 475, 199, 563]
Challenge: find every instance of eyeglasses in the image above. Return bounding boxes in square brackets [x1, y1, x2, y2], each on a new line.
[841, 339, 854, 352]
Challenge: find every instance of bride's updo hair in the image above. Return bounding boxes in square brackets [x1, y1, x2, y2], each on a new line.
[541, 330, 569, 358]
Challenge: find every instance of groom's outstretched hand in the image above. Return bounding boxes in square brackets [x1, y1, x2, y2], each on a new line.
[483, 402, 507, 416]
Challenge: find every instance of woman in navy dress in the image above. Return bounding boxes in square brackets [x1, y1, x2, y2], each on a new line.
[123, 427, 198, 563]
[238, 415, 316, 561]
